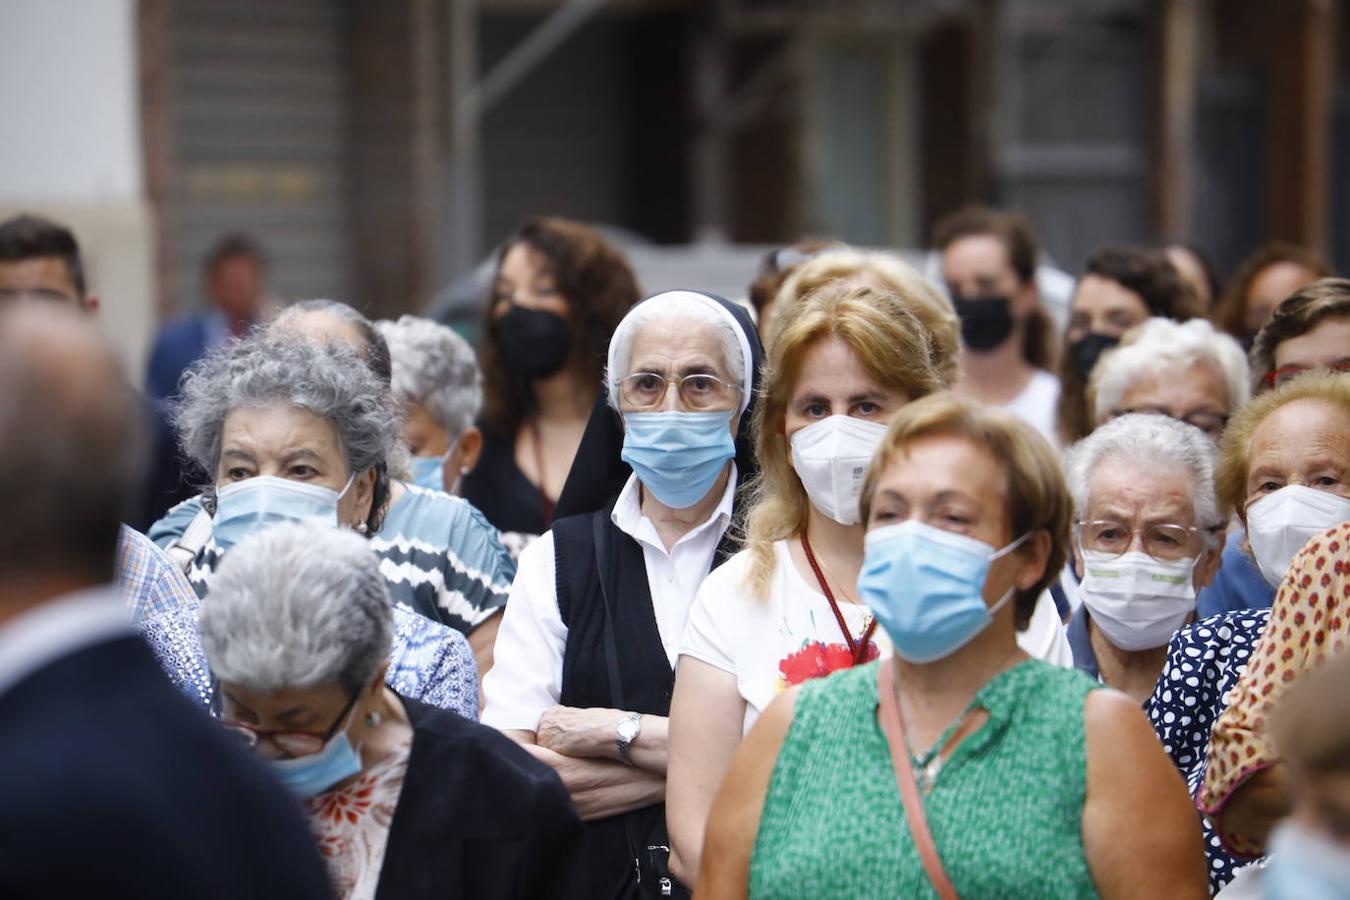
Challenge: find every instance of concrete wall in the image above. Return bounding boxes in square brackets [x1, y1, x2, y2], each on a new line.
[0, 0, 154, 385]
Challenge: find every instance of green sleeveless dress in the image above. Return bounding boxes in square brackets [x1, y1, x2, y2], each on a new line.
[749, 659, 1101, 899]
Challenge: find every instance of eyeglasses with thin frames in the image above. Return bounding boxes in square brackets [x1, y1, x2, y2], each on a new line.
[213, 690, 360, 757]
[619, 372, 739, 412]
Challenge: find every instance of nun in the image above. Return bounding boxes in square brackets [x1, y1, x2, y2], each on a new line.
[482, 290, 763, 898]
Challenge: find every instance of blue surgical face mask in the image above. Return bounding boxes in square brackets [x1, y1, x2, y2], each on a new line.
[409, 453, 449, 492]
[269, 708, 363, 798]
[620, 410, 735, 509]
[1264, 819, 1350, 900]
[212, 474, 353, 551]
[858, 519, 1028, 663]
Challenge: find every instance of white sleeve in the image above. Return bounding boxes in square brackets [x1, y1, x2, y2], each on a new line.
[1016, 588, 1074, 669]
[480, 532, 568, 732]
[677, 562, 741, 675]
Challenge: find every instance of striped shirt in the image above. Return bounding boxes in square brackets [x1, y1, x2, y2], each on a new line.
[151, 484, 515, 636]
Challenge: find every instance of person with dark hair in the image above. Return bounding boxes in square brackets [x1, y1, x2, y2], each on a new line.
[933, 206, 1061, 444]
[0, 213, 94, 309]
[145, 232, 271, 403]
[745, 241, 838, 338]
[0, 303, 334, 900]
[1212, 241, 1330, 346]
[462, 217, 639, 537]
[0, 212, 199, 616]
[1057, 245, 1190, 444]
[1164, 242, 1223, 317]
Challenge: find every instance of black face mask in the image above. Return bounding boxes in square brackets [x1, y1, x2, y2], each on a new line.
[493, 305, 573, 380]
[1069, 332, 1120, 382]
[951, 295, 1016, 351]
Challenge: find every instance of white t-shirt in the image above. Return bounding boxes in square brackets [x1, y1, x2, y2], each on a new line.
[679, 539, 1073, 734]
[1001, 369, 1062, 447]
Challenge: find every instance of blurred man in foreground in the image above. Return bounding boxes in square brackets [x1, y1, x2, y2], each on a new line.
[0, 303, 333, 899]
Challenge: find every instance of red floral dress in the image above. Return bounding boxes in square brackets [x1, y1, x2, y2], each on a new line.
[304, 737, 413, 900]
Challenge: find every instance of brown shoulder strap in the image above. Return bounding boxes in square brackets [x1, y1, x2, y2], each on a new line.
[876, 658, 961, 900]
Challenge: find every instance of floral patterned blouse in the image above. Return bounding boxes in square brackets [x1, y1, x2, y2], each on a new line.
[1199, 521, 1350, 856]
[305, 736, 414, 900]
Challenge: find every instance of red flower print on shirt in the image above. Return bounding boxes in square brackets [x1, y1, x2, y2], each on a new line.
[307, 775, 377, 827]
[777, 639, 881, 687]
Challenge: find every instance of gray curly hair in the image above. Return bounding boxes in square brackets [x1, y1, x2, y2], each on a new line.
[173, 334, 401, 533]
[375, 315, 482, 439]
[199, 522, 393, 695]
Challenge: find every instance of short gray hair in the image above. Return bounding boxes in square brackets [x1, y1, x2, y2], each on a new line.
[199, 522, 393, 694]
[604, 291, 748, 413]
[173, 334, 401, 524]
[1065, 413, 1224, 541]
[1091, 317, 1251, 422]
[375, 315, 482, 439]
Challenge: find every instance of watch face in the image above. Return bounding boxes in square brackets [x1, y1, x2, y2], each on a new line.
[618, 717, 640, 741]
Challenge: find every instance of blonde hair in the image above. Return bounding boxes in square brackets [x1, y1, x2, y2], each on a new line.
[1215, 371, 1350, 522]
[741, 280, 946, 597]
[858, 393, 1072, 630]
[771, 248, 961, 388]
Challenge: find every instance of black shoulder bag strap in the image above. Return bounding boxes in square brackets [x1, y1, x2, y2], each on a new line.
[591, 514, 679, 898]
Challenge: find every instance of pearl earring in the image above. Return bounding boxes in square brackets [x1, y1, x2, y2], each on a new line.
[355, 522, 369, 535]
[365, 711, 381, 728]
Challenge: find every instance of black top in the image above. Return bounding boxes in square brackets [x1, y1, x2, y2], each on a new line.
[377, 696, 588, 899]
[0, 634, 334, 900]
[460, 427, 553, 536]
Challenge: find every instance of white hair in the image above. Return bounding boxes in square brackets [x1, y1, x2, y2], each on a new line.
[1091, 317, 1251, 422]
[1065, 414, 1224, 543]
[198, 522, 393, 695]
[375, 315, 482, 439]
[604, 291, 749, 413]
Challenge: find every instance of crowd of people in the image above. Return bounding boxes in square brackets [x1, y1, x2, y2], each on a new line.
[0, 205, 1347, 899]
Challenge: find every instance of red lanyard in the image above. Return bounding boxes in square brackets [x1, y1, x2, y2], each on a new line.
[800, 533, 877, 665]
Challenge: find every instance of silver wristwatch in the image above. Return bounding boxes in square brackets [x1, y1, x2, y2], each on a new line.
[616, 712, 643, 765]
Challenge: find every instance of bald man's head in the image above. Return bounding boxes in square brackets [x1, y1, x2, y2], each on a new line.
[0, 303, 144, 583]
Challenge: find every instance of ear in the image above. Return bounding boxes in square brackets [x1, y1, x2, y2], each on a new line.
[1016, 529, 1054, 591]
[346, 467, 377, 528]
[455, 426, 484, 475]
[1195, 541, 1223, 590]
[369, 660, 389, 699]
[1012, 279, 1038, 318]
[82, 294, 100, 314]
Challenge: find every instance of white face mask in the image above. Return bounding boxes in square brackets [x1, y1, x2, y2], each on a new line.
[1078, 549, 1197, 651]
[1246, 485, 1350, 588]
[790, 415, 889, 526]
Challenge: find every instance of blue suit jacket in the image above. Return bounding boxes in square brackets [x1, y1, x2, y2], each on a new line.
[0, 635, 334, 899]
[145, 313, 222, 401]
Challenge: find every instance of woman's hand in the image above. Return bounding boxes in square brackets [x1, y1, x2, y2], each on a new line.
[536, 704, 629, 759]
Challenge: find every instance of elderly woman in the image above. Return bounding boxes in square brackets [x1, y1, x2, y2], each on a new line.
[667, 273, 1070, 885]
[150, 304, 514, 674]
[483, 290, 762, 898]
[375, 314, 483, 494]
[697, 394, 1207, 898]
[1144, 372, 1350, 885]
[1197, 373, 1350, 854]
[1062, 415, 1225, 703]
[1089, 317, 1249, 441]
[1057, 245, 1189, 443]
[202, 522, 586, 899]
